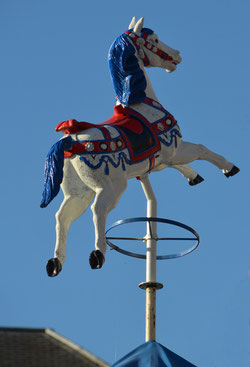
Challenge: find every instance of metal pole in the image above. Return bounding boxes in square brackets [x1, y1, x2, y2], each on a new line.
[141, 176, 157, 282]
[139, 176, 163, 342]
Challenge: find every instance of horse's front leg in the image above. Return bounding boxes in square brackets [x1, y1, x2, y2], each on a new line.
[89, 177, 127, 269]
[170, 141, 239, 177]
[153, 162, 204, 186]
[171, 164, 204, 186]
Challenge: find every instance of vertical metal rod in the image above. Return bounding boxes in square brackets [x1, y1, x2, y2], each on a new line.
[140, 176, 158, 341]
[145, 287, 157, 341]
[140, 177, 157, 282]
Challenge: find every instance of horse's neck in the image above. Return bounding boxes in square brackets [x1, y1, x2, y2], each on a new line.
[117, 61, 166, 123]
[143, 67, 158, 101]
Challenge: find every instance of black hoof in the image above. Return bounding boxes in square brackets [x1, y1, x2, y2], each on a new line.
[46, 258, 62, 277]
[224, 165, 240, 178]
[188, 174, 204, 186]
[89, 250, 105, 269]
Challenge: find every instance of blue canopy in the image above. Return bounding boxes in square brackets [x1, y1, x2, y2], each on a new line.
[110, 341, 197, 367]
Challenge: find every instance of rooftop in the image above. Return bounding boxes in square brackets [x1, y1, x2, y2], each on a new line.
[0, 327, 109, 367]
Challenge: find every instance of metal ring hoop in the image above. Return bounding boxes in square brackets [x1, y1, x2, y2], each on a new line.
[106, 217, 200, 260]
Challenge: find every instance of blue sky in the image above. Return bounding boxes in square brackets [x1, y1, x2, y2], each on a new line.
[0, 0, 249, 366]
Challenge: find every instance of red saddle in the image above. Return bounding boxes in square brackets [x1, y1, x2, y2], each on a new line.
[55, 104, 176, 165]
[56, 119, 96, 134]
[56, 105, 144, 135]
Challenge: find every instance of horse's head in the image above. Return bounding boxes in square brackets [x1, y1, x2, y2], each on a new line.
[108, 17, 182, 106]
[126, 17, 182, 73]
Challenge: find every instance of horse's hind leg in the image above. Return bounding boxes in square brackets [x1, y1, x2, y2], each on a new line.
[89, 176, 127, 269]
[54, 190, 94, 262]
[170, 141, 239, 177]
[47, 161, 95, 277]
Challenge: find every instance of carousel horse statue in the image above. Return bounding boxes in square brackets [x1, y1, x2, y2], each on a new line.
[41, 17, 239, 277]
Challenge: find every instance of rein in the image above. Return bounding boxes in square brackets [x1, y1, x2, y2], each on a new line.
[125, 30, 176, 67]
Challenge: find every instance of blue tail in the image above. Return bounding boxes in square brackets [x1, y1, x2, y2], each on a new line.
[40, 136, 73, 208]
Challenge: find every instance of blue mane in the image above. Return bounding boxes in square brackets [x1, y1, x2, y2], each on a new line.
[108, 31, 152, 106]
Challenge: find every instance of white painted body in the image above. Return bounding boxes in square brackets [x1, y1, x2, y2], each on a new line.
[50, 18, 236, 267]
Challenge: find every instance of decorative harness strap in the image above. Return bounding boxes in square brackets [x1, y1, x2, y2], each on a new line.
[138, 97, 177, 135]
[125, 30, 176, 67]
[128, 97, 178, 173]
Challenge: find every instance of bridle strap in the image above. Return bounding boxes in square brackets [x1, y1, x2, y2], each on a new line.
[125, 30, 150, 66]
[125, 30, 176, 66]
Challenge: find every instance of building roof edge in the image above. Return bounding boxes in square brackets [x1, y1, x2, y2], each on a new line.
[45, 328, 110, 367]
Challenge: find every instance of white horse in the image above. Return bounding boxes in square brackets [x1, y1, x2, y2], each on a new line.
[41, 17, 239, 276]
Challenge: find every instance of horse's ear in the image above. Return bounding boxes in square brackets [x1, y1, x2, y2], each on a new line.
[134, 17, 144, 34]
[128, 16, 136, 30]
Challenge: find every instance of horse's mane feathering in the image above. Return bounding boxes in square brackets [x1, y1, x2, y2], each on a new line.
[108, 30, 152, 106]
